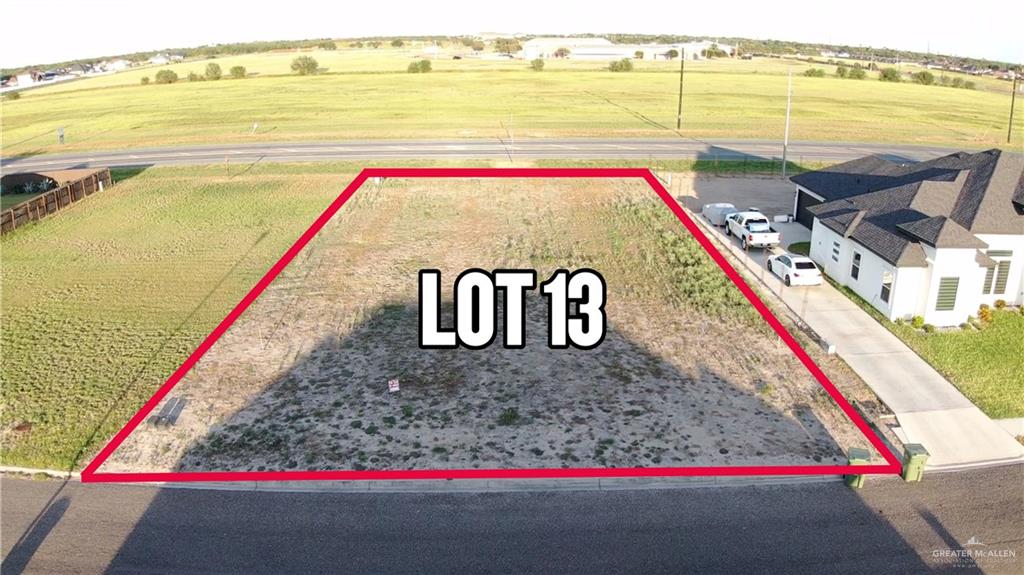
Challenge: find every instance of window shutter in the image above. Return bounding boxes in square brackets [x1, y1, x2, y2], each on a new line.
[935, 277, 959, 311]
[983, 266, 995, 294]
[994, 261, 1010, 294]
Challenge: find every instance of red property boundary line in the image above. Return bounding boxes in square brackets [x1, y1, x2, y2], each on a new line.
[82, 168, 903, 482]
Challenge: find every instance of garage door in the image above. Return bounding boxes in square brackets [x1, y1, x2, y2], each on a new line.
[795, 191, 823, 228]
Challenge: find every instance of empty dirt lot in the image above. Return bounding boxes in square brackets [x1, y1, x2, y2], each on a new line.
[101, 176, 886, 473]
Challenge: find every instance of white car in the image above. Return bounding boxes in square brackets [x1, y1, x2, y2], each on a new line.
[766, 253, 822, 286]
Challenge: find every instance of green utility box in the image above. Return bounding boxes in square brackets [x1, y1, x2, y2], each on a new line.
[901, 443, 929, 482]
[845, 447, 871, 489]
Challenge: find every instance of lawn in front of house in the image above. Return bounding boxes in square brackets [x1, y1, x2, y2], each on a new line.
[831, 279, 1024, 418]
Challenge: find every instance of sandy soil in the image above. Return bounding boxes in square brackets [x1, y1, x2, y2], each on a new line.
[101, 176, 886, 473]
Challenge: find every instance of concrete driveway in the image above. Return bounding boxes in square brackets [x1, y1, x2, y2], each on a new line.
[680, 185, 1024, 471]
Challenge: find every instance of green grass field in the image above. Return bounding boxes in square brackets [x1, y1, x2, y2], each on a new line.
[0, 164, 354, 469]
[4, 48, 1020, 156]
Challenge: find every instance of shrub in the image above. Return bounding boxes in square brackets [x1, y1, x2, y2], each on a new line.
[229, 65, 246, 79]
[317, 40, 336, 50]
[847, 67, 867, 80]
[608, 58, 633, 72]
[950, 77, 965, 88]
[291, 56, 319, 75]
[835, 63, 848, 78]
[964, 81, 976, 90]
[995, 299, 1007, 309]
[979, 304, 993, 323]
[911, 315, 925, 329]
[498, 407, 520, 426]
[205, 62, 222, 80]
[923, 324, 936, 333]
[634, 50, 644, 60]
[879, 67, 902, 82]
[154, 69, 178, 84]
[666, 49, 679, 60]
[530, 58, 544, 71]
[912, 70, 934, 85]
[187, 71, 202, 82]
[407, 60, 432, 73]
[140, 76, 150, 85]
[803, 68, 826, 77]
[368, 41, 381, 48]
[959, 322, 970, 330]
[350, 41, 364, 48]
[471, 41, 484, 52]
[554, 47, 570, 58]
[391, 39, 404, 47]
[4, 91, 20, 100]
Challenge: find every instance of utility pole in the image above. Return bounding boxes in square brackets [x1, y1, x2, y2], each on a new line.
[676, 49, 685, 130]
[782, 70, 792, 178]
[1009, 75, 1018, 145]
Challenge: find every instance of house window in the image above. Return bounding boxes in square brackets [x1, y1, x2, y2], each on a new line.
[880, 271, 893, 303]
[936, 277, 959, 311]
[851, 252, 861, 280]
[831, 241, 841, 263]
[982, 250, 1013, 295]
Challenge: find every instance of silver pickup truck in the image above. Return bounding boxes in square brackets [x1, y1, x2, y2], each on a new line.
[725, 211, 781, 250]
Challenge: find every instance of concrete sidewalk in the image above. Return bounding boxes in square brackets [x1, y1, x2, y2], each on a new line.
[692, 216, 1024, 470]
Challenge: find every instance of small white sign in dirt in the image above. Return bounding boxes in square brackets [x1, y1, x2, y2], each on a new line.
[388, 379, 400, 393]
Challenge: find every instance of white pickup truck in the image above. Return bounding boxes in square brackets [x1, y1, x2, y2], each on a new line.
[725, 211, 781, 250]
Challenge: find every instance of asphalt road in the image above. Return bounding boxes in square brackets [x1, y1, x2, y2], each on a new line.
[3, 465, 1022, 574]
[0, 138, 966, 173]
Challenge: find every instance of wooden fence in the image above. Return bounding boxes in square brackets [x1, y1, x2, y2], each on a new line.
[1, 168, 112, 234]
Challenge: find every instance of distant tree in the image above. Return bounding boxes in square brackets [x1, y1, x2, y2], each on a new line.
[408, 59, 432, 73]
[608, 58, 633, 72]
[229, 65, 246, 79]
[291, 56, 319, 75]
[964, 80, 976, 90]
[140, 76, 150, 85]
[494, 38, 522, 55]
[847, 67, 867, 80]
[530, 58, 544, 71]
[912, 70, 935, 85]
[351, 41, 365, 48]
[317, 40, 337, 50]
[471, 40, 485, 52]
[554, 47, 570, 58]
[154, 69, 178, 84]
[634, 50, 644, 60]
[950, 77, 965, 88]
[803, 68, 826, 77]
[702, 43, 728, 58]
[835, 63, 849, 78]
[879, 67, 902, 82]
[391, 39, 405, 47]
[666, 49, 679, 60]
[368, 41, 382, 48]
[205, 62, 222, 80]
[187, 71, 202, 82]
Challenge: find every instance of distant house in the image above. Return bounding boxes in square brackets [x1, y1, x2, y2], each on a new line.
[521, 37, 733, 61]
[149, 54, 170, 65]
[104, 59, 131, 71]
[791, 149, 1024, 326]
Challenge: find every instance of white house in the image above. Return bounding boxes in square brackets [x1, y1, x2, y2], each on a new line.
[790, 149, 1024, 326]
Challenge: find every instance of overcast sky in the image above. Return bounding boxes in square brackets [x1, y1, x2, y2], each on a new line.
[2, 0, 1020, 67]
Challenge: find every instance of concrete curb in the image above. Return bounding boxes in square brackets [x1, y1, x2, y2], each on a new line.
[0, 465, 79, 480]
[102, 474, 843, 494]
[1, 466, 843, 493]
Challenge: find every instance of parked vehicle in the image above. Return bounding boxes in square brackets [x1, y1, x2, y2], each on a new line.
[766, 253, 823, 286]
[725, 211, 781, 249]
[701, 202, 737, 226]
